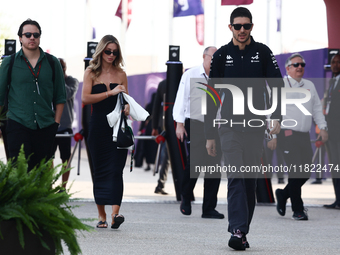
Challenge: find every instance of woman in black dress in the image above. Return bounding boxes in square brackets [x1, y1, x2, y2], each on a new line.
[82, 35, 129, 229]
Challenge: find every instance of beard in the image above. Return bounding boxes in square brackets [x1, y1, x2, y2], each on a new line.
[233, 32, 251, 44]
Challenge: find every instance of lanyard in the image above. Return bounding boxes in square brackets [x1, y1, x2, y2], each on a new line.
[203, 73, 209, 82]
[23, 57, 42, 95]
[286, 77, 304, 88]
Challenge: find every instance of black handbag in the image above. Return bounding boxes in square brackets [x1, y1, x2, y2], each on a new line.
[116, 93, 135, 172]
[116, 93, 134, 148]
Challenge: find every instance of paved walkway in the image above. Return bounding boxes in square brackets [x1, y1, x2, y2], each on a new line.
[55, 148, 336, 207]
[1, 145, 339, 254]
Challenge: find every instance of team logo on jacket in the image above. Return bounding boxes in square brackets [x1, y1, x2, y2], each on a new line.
[251, 52, 260, 63]
[225, 55, 233, 66]
[271, 53, 280, 69]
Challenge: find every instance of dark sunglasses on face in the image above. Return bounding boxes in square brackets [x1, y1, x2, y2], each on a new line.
[22, 32, 40, 39]
[104, 50, 119, 56]
[231, 23, 253, 30]
[290, 62, 306, 68]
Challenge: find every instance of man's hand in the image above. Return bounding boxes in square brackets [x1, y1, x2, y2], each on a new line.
[267, 138, 277, 150]
[123, 104, 130, 116]
[54, 103, 64, 124]
[151, 128, 159, 137]
[318, 129, 328, 143]
[269, 120, 281, 135]
[206, 139, 217, 157]
[176, 123, 187, 142]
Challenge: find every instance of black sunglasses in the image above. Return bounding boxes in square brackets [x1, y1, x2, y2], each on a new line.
[231, 23, 253, 30]
[104, 50, 119, 56]
[22, 32, 40, 39]
[290, 62, 306, 68]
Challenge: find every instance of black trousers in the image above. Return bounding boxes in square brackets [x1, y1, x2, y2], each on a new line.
[0, 120, 9, 159]
[181, 119, 222, 213]
[219, 127, 263, 235]
[6, 119, 59, 172]
[327, 136, 340, 204]
[52, 128, 73, 161]
[156, 142, 169, 190]
[277, 130, 312, 213]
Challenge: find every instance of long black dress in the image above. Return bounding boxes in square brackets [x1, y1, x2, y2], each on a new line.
[88, 83, 128, 206]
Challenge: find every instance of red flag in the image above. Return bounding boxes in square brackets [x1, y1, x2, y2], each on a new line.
[115, 0, 132, 29]
[115, 0, 122, 19]
[127, 0, 132, 28]
[221, 0, 253, 5]
[196, 14, 204, 46]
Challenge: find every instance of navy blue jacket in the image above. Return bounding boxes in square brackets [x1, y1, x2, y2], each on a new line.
[205, 37, 284, 137]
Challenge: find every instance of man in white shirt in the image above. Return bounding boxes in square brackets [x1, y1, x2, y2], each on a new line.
[323, 54, 340, 209]
[275, 53, 328, 220]
[173, 46, 224, 219]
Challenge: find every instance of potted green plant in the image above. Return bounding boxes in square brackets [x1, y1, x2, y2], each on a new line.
[0, 145, 92, 254]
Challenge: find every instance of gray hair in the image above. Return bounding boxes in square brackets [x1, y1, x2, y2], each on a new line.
[285, 53, 305, 68]
[203, 46, 216, 55]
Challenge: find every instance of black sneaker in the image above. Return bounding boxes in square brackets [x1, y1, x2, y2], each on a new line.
[323, 202, 340, 209]
[292, 209, 308, 220]
[244, 235, 250, 249]
[275, 189, 287, 216]
[228, 230, 247, 251]
[154, 187, 169, 195]
[311, 179, 322, 184]
[180, 195, 191, 215]
[201, 210, 225, 219]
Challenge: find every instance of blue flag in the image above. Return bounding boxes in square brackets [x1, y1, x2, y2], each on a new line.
[276, 0, 282, 32]
[174, 0, 204, 17]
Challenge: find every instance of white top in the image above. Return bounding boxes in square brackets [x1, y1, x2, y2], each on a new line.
[282, 75, 327, 132]
[173, 64, 207, 123]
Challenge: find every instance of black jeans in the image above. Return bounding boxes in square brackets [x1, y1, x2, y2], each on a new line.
[6, 119, 59, 172]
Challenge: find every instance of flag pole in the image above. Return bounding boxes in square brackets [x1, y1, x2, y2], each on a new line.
[121, 0, 128, 59]
[214, 0, 218, 47]
[266, 0, 270, 46]
[169, 0, 173, 45]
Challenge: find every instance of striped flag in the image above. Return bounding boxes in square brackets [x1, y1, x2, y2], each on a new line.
[115, 0, 132, 29]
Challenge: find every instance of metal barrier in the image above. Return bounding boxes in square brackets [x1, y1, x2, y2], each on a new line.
[59, 131, 165, 177]
[129, 134, 165, 176]
[55, 130, 83, 175]
[310, 139, 330, 184]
